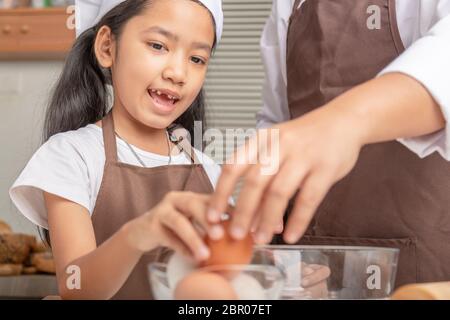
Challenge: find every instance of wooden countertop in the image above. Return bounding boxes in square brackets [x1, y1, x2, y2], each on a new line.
[0, 275, 58, 299]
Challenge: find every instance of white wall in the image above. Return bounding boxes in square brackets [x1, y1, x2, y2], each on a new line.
[0, 61, 64, 235]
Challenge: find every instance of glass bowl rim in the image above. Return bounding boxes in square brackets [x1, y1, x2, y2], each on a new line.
[255, 244, 400, 253]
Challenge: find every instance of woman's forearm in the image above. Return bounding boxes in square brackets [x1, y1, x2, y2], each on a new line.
[326, 72, 446, 146]
[58, 223, 143, 300]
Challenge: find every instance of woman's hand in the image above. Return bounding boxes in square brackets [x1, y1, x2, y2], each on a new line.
[208, 73, 445, 245]
[125, 191, 223, 262]
[208, 103, 364, 244]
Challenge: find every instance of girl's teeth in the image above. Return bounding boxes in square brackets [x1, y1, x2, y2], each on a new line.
[149, 89, 178, 101]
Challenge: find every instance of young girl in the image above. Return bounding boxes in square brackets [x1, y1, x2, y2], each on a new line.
[9, 0, 225, 300]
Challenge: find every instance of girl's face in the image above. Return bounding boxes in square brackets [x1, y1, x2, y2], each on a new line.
[105, 0, 215, 130]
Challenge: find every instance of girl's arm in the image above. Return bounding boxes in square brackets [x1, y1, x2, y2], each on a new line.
[45, 192, 141, 300]
[45, 191, 217, 300]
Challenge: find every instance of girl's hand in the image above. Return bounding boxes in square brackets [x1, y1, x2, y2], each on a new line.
[125, 191, 220, 262]
[208, 103, 365, 244]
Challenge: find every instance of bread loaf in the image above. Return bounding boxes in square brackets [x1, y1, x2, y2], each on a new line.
[0, 220, 12, 235]
[22, 266, 38, 275]
[0, 234, 36, 264]
[0, 264, 23, 276]
[0, 222, 55, 276]
[31, 241, 48, 253]
[31, 252, 56, 274]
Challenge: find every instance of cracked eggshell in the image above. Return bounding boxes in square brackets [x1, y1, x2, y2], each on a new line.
[201, 220, 254, 267]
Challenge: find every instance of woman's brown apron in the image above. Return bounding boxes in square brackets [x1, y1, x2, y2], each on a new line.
[90, 112, 214, 299]
[280, 0, 450, 287]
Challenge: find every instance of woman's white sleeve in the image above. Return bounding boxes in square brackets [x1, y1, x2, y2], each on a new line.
[379, 11, 450, 160]
[256, 0, 291, 129]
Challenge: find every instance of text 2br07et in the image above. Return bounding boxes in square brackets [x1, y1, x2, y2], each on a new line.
[222, 304, 272, 315]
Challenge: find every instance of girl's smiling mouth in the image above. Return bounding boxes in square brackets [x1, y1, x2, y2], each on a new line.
[148, 88, 181, 114]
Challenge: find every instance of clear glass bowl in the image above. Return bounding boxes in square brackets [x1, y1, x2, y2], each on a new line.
[252, 245, 399, 300]
[148, 251, 286, 300]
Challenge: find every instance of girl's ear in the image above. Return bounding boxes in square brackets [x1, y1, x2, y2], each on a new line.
[94, 26, 115, 68]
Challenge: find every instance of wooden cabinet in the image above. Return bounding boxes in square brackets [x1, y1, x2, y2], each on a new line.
[0, 8, 75, 60]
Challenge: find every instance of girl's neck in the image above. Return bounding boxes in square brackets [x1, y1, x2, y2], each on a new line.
[107, 106, 174, 157]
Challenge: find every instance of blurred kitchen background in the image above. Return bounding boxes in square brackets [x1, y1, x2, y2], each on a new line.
[0, 0, 272, 235]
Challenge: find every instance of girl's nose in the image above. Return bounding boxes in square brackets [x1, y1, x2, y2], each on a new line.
[162, 53, 187, 86]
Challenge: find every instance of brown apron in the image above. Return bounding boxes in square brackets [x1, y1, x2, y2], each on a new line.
[90, 112, 214, 299]
[280, 0, 450, 288]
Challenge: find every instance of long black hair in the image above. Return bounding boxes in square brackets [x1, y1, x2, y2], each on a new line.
[40, 0, 216, 246]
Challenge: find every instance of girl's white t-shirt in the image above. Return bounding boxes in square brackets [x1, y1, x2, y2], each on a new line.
[9, 124, 223, 230]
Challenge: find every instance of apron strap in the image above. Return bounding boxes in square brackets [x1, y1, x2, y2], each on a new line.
[388, 0, 406, 54]
[102, 112, 199, 164]
[102, 111, 119, 163]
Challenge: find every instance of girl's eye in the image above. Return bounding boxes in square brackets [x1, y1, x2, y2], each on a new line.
[191, 56, 206, 65]
[149, 42, 165, 51]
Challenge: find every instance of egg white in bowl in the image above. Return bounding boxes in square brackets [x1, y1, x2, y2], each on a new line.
[148, 251, 286, 300]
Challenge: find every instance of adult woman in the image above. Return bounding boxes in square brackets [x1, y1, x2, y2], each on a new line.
[209, 0, 450, 287]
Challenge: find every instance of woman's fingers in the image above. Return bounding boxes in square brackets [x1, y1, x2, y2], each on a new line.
[230, 164, 274, 240]
[160, 206, 210, 261]
[207, 164, 249, 224]
[254, 161, 308, 244]
[284, 172, 333, 243]
[208, 135, 259, 224]
[274, 221, 284, 234]
[250, 213, 263, 234]
[250, 214, 283, 237]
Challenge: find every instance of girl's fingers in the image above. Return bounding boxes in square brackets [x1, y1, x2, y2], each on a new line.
[302, 265, 331, 287]
[208, 136, 259, 224]
[254, 161, 308, 244]
[160, 207, 210, 262]
[170, 192, 224, 240]
[230, 164, 274, 240]
[159, 228, 192, 258]
[284, 172, 333, 244]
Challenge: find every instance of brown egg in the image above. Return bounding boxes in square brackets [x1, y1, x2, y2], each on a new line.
[201, 220, 254, 268]
[174, 271, 238, 300]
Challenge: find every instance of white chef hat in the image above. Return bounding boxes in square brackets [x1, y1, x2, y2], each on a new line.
[75, 0, 223, 43]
